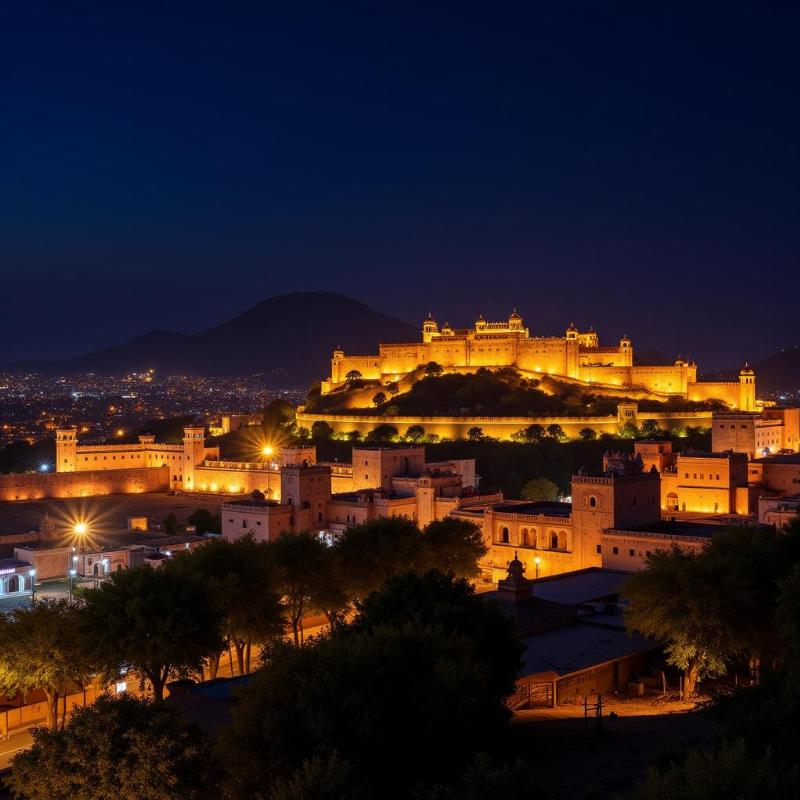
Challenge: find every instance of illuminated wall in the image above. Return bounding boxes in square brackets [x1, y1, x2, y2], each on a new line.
[0, 466, 169, 502]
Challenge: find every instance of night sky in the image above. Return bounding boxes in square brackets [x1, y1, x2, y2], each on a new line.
[2, 2, 799, 369]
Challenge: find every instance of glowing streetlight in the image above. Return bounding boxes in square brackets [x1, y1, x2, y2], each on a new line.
[262, 445, 274, 458]
[74, 522, 88, 535]
[28, 568, 36, 604]
[39, 463, 49, 472]
[534, 556, 541, 579]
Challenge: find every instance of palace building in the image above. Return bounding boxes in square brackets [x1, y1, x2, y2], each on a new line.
[321, 311, 757, 411]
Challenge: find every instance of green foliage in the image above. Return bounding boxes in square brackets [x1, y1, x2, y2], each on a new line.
[413, 754, 531, 799]
[386, 381, 400, 396]
[623, 547, 728, 696]
[263, 399, 296, 430]
[175, 535, 284, 676]
[520, 477, 559, 502]
[220, 625, 508, 800]
[162, 512, 179, 536]
[270, 532, 348, 643]
[467, 426, 484, 441]
[579, 426, 597, 440]
[546, 423, 566, 442]
[0, 599, 92, 730]
[422, 517, 487, 578]
[624, 740, 800, 800]
[346, 429, 362, 442]
[7, 694, 221, 800]
[405, 424, 426, 442]
[365, 423, 398, 443]
[424, 361, 444, 377]
[371, 391, 386, 407]
[335, 517, 428, 600]
[186, 507, 220, 534]
[311, 420, 334, 440]
[350, 571, 521, 701]
[80, 564, 224, 700]
[267, 752, 367, 800]
[512, 423, 546, 444]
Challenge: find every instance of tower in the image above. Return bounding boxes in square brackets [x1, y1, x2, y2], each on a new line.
[565, 323, 579, 378]
[739, 364, 756, 412]
[182, 426, 207, 491]
[55, 428, 77, 473]
[619, 335, 633, 367]
[422, 313, 439, 343]
[508, 309, 523, 332]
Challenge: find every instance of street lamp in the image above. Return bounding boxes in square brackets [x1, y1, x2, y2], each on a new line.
[28, 569, 36, 604]
[262, 445, 273, 458]
[534, 556, 541, 579]
[69, 569, 77, 603]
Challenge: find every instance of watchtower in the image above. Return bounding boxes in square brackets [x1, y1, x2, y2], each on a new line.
[182, 426, 207, 490]
[739, 364, 756, 412]
[55, 428, 77, 473]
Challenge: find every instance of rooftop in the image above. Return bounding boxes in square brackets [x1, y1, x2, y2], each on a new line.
[753, 453, 800, 465]
[520, 622, 656, 679]
[490, 501, 572, 518]
[530, 568, 632, 606]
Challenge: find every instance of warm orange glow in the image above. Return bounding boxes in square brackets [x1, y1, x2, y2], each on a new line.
[262, 445, 274, 457]
[74, 522, 88, 535]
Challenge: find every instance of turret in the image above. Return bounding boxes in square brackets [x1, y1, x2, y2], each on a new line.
[422, 313, 439, 343]
[182, 425, 207, 491]
[739, 363, 756, 412]
[441, 321, 454, 336]
[620, 335, 633, 366]
[474, 314, 487, 332]
[566, 322, 578, 341]
[55, 428, 77, 473]
[508, 309, 523, 331]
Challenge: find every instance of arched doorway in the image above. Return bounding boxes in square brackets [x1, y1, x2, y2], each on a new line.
[666, 492, 678, 511]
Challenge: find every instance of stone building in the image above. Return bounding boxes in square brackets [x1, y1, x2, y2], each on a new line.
[321, 311, 756, 410]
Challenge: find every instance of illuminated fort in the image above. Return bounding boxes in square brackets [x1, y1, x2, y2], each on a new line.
[321, 311, 757, 411]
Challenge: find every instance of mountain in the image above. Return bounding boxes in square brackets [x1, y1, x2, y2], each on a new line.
[750, 345, 800, 393]
[710, 345, 800, 394]
[4, 292, 417, 385]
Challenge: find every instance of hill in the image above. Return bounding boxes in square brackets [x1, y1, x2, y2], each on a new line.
[711, 344, 800, 394]
[2, 292, 416, 385]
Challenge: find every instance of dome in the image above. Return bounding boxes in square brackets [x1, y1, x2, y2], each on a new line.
[567, 321, 578, 332]
[740, 362, 755, 376]
[509, 308, 521, 320]
[506, 551, 525, 580]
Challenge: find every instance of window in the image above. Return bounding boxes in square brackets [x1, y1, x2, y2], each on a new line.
[589, 495, 597, 508]
[500, 527, 510, 544]
[629, 549, 635, 557]
[550, 532, 558, 549]
[242, 520, 247, 528]
[596, 544, 602, 554]
[612, 546, 619, 555]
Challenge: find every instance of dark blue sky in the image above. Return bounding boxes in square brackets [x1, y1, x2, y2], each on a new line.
[2, 2, 798, 369]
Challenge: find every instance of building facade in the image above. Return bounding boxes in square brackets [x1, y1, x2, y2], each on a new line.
[321, 311, 757, 411]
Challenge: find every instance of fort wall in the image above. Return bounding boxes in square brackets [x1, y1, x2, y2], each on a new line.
[0, 466, 169, 502]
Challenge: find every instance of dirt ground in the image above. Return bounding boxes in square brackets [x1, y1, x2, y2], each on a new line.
[508, 693, 720, 799]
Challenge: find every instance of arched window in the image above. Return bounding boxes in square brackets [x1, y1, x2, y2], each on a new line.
[7, 575, 19, 593]
[500, 526, 510, 544]
[521, 528, 530, 546]
[550, 531, 558, 549]
[588, 495, 598, 508]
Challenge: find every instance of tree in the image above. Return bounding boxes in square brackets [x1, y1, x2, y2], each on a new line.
[263, 399, 295, 431]
[518, 424, 545, 444]
[0, 599, 92, 730]
[311, 420, 334, 441]
[623, 547, 729, 697]
[372, 391, 387, 407]
[386, 382, 400, 396]
[546, 423, 566, 442]
[424, 361, 444, 377]
[620, 421, 640, 438]
[467, 426, 484, 442]
[626, 740, 800, 800]
[186, 507, 220, 535]
[405, 424, 426, 442]
[178, 535, 284, 677]
[579, 427, 597, 441]
[640, 419, 662, 438]
[335, 517, 427, 600]
[80, 564, 224, 701]
[162, 512, 179, 536]
[7, 695, 221, 800]
[422, 518, 487, 579]
[345, 369, 363, 383]
[346, 430, 362, 442]
[351, 571, 522, 703]
[365, 424, 398, 444]
[219, 626, 509, 800]
[270, 531, 348, 645]
[520, 477, 559, 503]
